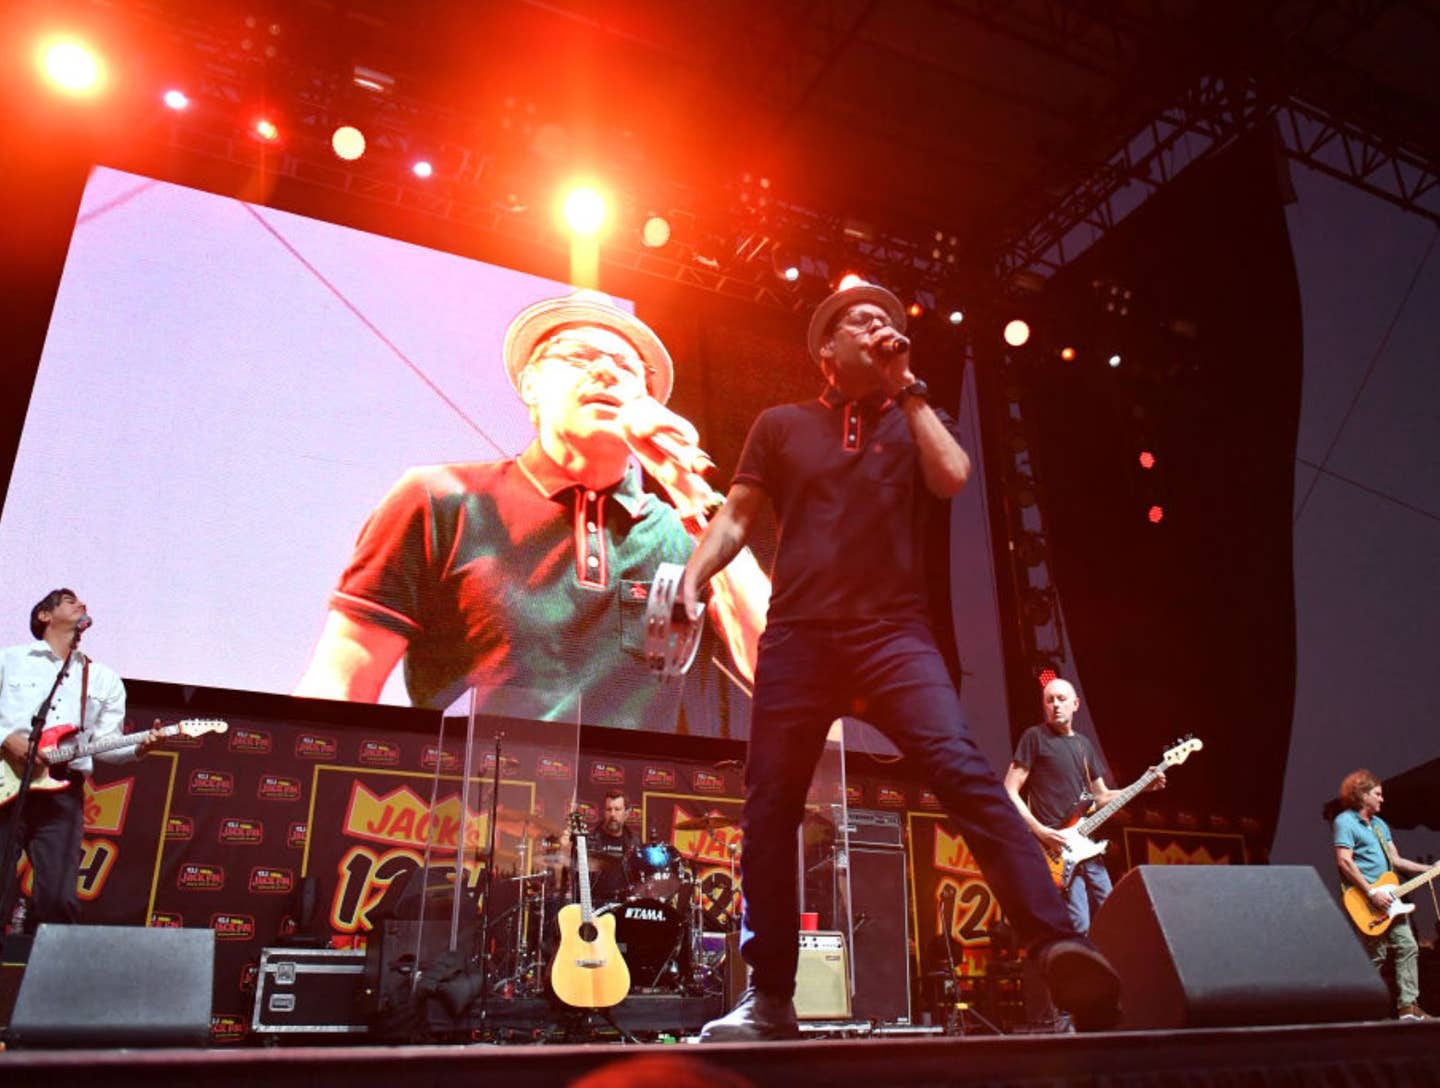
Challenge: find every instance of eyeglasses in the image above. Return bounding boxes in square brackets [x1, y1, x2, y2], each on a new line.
[535, 339, 648, 384]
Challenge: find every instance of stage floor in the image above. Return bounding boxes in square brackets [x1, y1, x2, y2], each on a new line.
[1, 1020, 1438, 1088]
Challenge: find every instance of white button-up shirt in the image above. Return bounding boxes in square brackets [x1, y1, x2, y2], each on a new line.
[1, 641, 131, 775]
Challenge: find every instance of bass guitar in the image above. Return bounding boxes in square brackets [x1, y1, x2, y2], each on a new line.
[0, 719, 229, 808]
[1342, 861, 1440, 936]
[1044, 735, 1203, 888]
[550, 810, 630, 1008]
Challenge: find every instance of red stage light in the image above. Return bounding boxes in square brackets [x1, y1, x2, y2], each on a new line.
[561, 184, 608, 235]
[1148, 504, 1164, 524]
[1139, 451, 1156, 469]
[1060, 346, 1076, 362]
[1037, 667, 1058, 687]
[411, 160, 433, 179]
[37, 37, 106, 97]
[907, 301, 924, 319]
[162, 89, 190, 111]
[331, 125, 366, 161]
[253, 118, 279, 142]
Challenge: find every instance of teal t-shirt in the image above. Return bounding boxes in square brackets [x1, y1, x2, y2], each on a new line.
[1333, 809, 1393, 883]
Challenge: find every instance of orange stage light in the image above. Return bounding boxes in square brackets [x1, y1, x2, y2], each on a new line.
[37, 36, 106, 97]
[561, 185, 609, 236]
[1003, 319, 1031, 347]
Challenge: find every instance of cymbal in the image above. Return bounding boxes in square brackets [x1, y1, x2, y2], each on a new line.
[675, 813, 739, 831]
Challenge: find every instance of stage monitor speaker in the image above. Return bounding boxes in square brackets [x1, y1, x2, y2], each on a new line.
[1090, 865, 1390, 1029]
[849, 844, 910, 1023]
[7, 924, 214, 1046]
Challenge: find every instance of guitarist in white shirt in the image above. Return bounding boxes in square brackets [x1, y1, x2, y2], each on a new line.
[1003, 679, 1163, 935]
[1332, 769, 1432, 1021]
[0, 589, 162, 934]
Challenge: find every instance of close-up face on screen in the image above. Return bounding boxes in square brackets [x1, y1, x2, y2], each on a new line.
[0, 165, 707, 726]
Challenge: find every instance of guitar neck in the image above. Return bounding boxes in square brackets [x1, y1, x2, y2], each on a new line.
[573, 831, 594, 921]
[1076, 767, 1159, 837]
[47, 724, 175, 764]
[1394, 860, 1440, 898]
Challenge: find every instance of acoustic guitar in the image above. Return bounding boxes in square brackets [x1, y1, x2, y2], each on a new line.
[0, 719, 229, 808]
[550, 810, 630, 1008]
[1043, 735, 1203, 888]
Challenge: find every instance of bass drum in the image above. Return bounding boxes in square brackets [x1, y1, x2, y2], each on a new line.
[598, 897, 683, 988]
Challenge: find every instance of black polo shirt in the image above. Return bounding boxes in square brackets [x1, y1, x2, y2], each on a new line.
[332, 442, 709, 729]
[734, 386, 963, 625]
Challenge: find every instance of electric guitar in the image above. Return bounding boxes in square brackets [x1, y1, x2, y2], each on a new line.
[549, 810, 630, 1008]
[0, 719, 229, 808]
[1342, 861, 1440, 936]
[1043, 735, 1203, 888]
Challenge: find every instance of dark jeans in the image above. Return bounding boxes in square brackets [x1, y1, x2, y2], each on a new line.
[0, 776, 84, 934]
[739, 619, 1076, 997]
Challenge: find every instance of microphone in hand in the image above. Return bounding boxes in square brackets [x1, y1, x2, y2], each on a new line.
[877, 334, 911, 356]
[75, 614, 94, 633]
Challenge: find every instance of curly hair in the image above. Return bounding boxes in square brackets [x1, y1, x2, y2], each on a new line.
[1338, 769, 1381, 811]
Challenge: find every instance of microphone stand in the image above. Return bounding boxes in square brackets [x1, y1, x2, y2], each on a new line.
[472, 731, 503, 1022]
[0, 625, 83, 939]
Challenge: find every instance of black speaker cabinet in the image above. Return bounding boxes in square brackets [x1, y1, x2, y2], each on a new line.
[7, 924, 215, 1046]
[849, 844, 911, 1023]
[1090, 865, 1390, 1029]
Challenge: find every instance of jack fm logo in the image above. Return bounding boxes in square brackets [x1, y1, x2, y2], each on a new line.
[477, 752, 521, 775]
[210, 1015, 247, 1044]
[177, 863, 225, 891]
[287, 822, 309, 850]
[210, 913, 257, 940]
[219, 818, 265, 846]
[642, 765, 676, 789]
[249, 867, 294, 894]
[692, 770, 726, 794]
[188, 769, 235, 797]
[165, 815, 195, 841]
[227, 728, 272, 755]
[295, 734, 339, 759]
[590, 761, 625, 785]
[876, 785, 907, 808]
[421, 746, 461, 773]
[918, 789, 943, 810]
[358, 739, 402, 766]
[257, 774, 302, 802]
[536, 755, 573, 780]
[150, 910, 184, 928]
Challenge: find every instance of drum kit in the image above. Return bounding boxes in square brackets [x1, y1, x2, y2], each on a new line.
[489, 811, 740, 1000]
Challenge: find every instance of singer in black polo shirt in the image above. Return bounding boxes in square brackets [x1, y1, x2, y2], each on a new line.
[682, 281, 1120, 1041]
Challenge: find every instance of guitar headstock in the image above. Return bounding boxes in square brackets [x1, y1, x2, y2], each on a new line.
[1160, 734, 1203, 767]
[568, 810, 587, 838]
[175, 719, 228, 738]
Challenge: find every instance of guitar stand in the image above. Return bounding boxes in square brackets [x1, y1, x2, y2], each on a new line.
[543, 1004, 641, 1045]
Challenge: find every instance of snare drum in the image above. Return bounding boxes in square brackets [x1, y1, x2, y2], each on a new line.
[598, 897, 683, 986]
[624, 841, 684, 900]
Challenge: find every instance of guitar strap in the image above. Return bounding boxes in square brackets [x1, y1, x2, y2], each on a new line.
[79, 655, 89, 736]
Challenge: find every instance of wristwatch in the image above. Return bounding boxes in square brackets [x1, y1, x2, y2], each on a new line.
[895, 379, 930, 405]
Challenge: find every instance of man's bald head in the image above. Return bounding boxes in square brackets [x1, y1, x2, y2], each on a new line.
[1041, 678, 1079, 734]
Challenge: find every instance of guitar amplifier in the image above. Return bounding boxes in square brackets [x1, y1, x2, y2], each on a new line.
[722, 930, 852, 1020]
[844, 808, 904, 848]
[252, 947, 370, 1037]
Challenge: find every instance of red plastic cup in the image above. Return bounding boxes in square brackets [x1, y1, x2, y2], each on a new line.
[799, 911, 819, 931]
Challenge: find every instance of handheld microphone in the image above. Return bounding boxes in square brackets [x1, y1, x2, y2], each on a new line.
[75, 614, 94, 633]
[640, 429, 716, 476]
[879, 334, 911, 355]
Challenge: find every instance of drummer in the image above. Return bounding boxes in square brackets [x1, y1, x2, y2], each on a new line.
[590, 789, 639, 903]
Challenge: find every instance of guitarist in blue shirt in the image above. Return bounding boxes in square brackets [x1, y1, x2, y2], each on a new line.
[1332, 769, 1432, 1020]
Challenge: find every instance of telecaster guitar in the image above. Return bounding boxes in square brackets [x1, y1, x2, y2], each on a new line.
[1044, 735, 1203, 888]
[1342, 862, 1440, 936]
[550, 810, 630, 1008]
[0, 719, 229, 809]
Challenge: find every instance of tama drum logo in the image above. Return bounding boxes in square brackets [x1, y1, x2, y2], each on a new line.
[918, 789, 943, 810]
[210, 913, 257, 940]
[359, 739, 401, 766]
[692, 770, 725, 794]
[248, 867, 294, 894]
[421, 746, 461, 772]
[257, 775, 302, 802]
[537, 755, 573, 780]
[219, 818, 265, 845]
[227, 728, 272, 755]
[165, 814, 195, 841]
[295, 734, 338, 759]
[150, 910, 183, 927]
[210, 1015, 247, 1044]
[624, 904, 668, 922]
[876, 785, 907, 808]
[177, 863, 225, 891]
[188, 770, 234, 797]
[642, 765, 675, 789]
[287, 822, 309, 850]
[589, 761, 624, 785]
